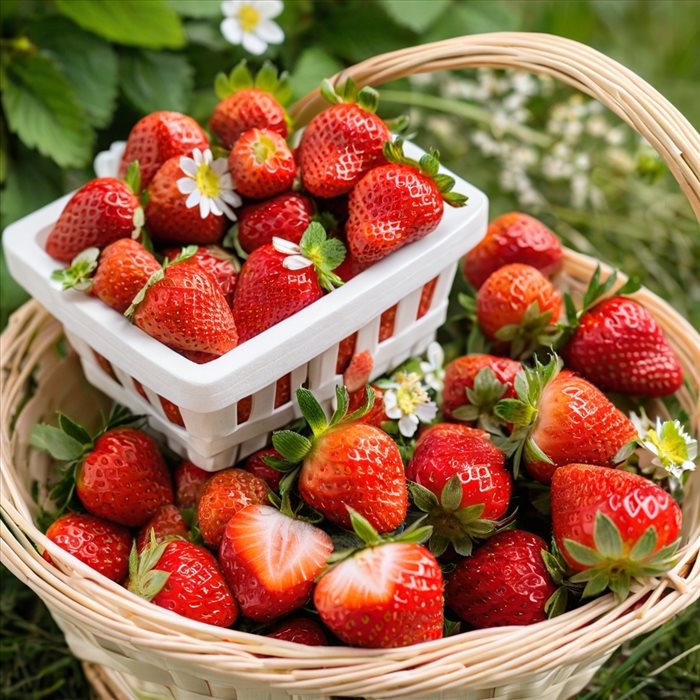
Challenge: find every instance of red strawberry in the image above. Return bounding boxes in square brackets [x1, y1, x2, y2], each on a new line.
[464, 212, 563, 289]
[347, 384, 385, 429]
[563, 296, 683, 397]
[128, 538, 237, 627]
[495, 357, 637, 484]
[210, 61, 290, 149]
[243, 448, 283, 491]
[136, 504, 188, 552]
[196, 468, 268, 549]
[128, 252, 238, 358]
[237, 374, 291, 424]
[159, 396, 184, 426]
[347, 139, 466, 264]
[272, 387, 407, 532]
[228, 128, 296, 199]
[314, 511, 443, 648]
[298, 79, 390, 198]
[378, 278, 439, 342]
[219, 504, 333, 622]
[415, 421, 489, 447]
[266, 616, 328, 646]
[446, 530, 558, 627]
[232, 223, 344, 343]
[236, 193, 315, 254]
[44, 513, 132, 582]
[119, 111, 209, 188]
[442, 354, 522, 429]
[551, 464, 682, 600]
[477, 263, 562, 357]
[164, 246, 238, 307]
[175, 461, 211, 509]
[46, 177, 141, 262]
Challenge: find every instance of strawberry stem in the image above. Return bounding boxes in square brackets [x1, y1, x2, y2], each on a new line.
[51, 247, 100, 291]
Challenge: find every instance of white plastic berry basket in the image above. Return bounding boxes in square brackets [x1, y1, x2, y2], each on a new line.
[3, 141, 488, 470]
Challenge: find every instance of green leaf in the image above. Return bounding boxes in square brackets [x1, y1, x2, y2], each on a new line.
[348, 508, 381, 546]
[408, 481, 439, 512]
[452, 535, 474, 557]
[630, 526, 658, 562]
[30, 424, 85, 462]
[330, 386, 350, 427]
[454, 504, 485, 526]
[593, 512, 624, 560]
[582, 571, 611, 599]
[3, 54, 94, 168]
[428, 532, 450, 557]
[168, 0, 221, 17]
[440, 475, 463, 512]
[563, 538, 602, 567]
[380, 0, 451, 32]
[608, 570, 631, 603]
[55, 0, 185, 49]
[57, 414, 92, 447]
[541, 549, 565, 585]
[295, 388, 328, 437]
[425, 1, 518, 39]
[120, 50, 194, 114]
[545, 587, 568, 618]
[616, 276, 642, 296]
[27, 19, 119, 129]
[271, 431, 312, 463]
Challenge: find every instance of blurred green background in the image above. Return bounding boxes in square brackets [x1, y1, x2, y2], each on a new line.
[1, 0, 699, 697]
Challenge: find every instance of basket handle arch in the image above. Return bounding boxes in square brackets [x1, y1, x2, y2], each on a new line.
[290, 32, 700, 222]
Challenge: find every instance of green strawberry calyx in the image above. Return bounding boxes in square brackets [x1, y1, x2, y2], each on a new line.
[214, 59, 293, 105]
[272, 222, 345, 292]
[452, 366, 510, 434]
[320, 77, 380, 113]
[495, 299, 561, 360]
[383, 139, 468, 207]
[127, 532, 181, 601]
[51, 247, 100, 292]
[493, 355, 563, 478]
[541, 539, 584, 619]
[563, 511, 680, 603]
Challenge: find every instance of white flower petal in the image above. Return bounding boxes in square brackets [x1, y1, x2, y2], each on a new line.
[283, 255, 314, 270]
[221, 17, 244, 45]
[424, 374, 443, 392]
[220, 189, 242, 207]
[221, 1, 243, 17]
[427, 342, 444, 370]
[272, 237, 302, 255]
[203, 148, 213, 164]
[255, 19, 284, 44]
[212, 158, 229, 175]
[215, 197, 238, 220]
[241, 31, 267, 55]
[209, 199, 223, 217]
[257, 0, 283, 18]
[219, 174, 234, 189]
[180, 156, 198, 177]
[416, 402, 438, 422]
[419, 361, 432, 374]
[199, 196, 211, 219]
[385, 407, 402, 420]
[177, 177, 197, 194]
[383, 391, 398, 410]
[185, 189, 201, 209]
[398, 414, 419, 438]
[193, 148, 204, 164]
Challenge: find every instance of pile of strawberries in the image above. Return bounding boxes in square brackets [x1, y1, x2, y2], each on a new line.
[33, 203, 694, 649]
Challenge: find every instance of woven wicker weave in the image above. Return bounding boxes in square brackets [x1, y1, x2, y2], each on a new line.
[1, 33, 699, 700]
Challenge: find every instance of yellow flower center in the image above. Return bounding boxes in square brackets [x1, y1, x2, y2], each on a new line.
[238, 4, 262, 33]
[195, 163, 221, 198]
[394, 372, 429, 415]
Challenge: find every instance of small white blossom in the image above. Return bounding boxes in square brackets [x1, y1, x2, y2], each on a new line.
[636, 416, 697, 481]
[177, 148, 240, 219]
[383, 372, 437, 438]
[271, 237, 313, 270]
[220, 0, 284, 56]
[419, 342, 445, 392]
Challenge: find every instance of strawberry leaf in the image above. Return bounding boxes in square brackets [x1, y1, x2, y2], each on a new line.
[348, 507, 382, 546]
[630, 526, 658, 562]
[563, 538, 602, 567]
[408, 481, 440, 512]
[428, 532, 450, 556]
[593, 512, 624, 560]
[330, 385, 350, 426]
[57, 413, 92, 446]
[30, 424, 85, 462]
[295, 387, 328, 437]
[608, 570, 631, 603]
[544, 586, 568, 618]
[124, 160, 141, 194]
[439, 475, 463, 511]
[582, 571, 610, 599]
[271, 430, 313, 463]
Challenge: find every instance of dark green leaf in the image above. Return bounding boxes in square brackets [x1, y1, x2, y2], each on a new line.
[57, 414, 91, 447]
[428, 532, 450, 557]
[271, 431, 312, 463]
[379, 0, 450, 32]
[408, 481, 439, 512]
[545, 586, 568, 618]
[330, 386, 349, 427]
[295, 388, 328, 437]
[454, 504, 485, 525]
[168, 0, 221, 17]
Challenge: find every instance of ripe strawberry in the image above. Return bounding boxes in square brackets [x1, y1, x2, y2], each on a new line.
[159, 396, 184, 426]
[46, 175, 141, 263]
[232, 223, 344, 343]
[314, 511, 443, 648]
[228, 128, 296, 199]
[477, 263, 562, 358]
[236, 193, 315, 254]
[495, 357, 637, 484]
[446, 530, 558, 627]
[219, 504, 333, 622]
[119, 111, 209, 188]
[127, 251, 238, 359]
[243, 448, 283, 491]
[136, 504, 188, 552]
[563, 296, 683, 397]
[347, 139, 466, 264]
[196, 468, 268, 549]
[210, 61, 290, 149]
[164, 246, 238, 307]
[464, 212, 563, 289]
[266, 616, 329, 646]
[44, 513, 132, 582]
[298, 79, 390, 198]
[377, 278, 439, 342]
[128, 538, 237, 627]
[415, 421, 489, 447]
[174, 461, 211, 509]
[551, 464, 682, 601]
[272, 386, 407, 532]
[442, 354, 522, 429]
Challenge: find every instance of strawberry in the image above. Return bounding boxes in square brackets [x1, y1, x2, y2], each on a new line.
[551, 464, 682, 601]
[136, 504, 188, 552]
[126, 249, 238, 359]
[45, 170, 142, 263]
[219, 504, 333, 622]
[406, 424, 511, 556]
[272, 386, 407, 532]
[128, 537, 237, 627]
[266, 616, 329, 646]
[446, 530, 558, 627]
[464, 212, 563, 289]
[174, 461, 211, 509]
[228, 128, 297, 199]
[314, 510, 443, 648]
[563, 296, 683, 397]
[346, 139, 466, 264]
[243, 448, 283, 491]
[415, 422, 489, 447]
[196, 468, 268, 549]
[163, 246, 238, 307]
[31, 410, 173, 527]
[476, 263, 562, 358]
[235, 193, 315, 254]
[210, 61, 290, 149]
[44, 513, 132, 582]
[232, 223, 345, 343]
[119, 111, 209, 188]
[298, 79, 390, 198]
[442, 354, 521, 429]
[495, 357, 637, 484]
[159, 396, 184, 426]
[237, 374, 291, 424]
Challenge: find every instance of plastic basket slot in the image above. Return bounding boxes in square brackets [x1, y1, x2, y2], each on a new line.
[355, 315, 381, 358]
[393, 286, 423, 336]
[307, 342, 341, 390]
[179, 404, 238, 440]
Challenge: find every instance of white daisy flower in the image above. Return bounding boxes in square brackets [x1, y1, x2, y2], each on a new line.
[383, 372, 437, 438]
[638, 417, 697, 481]
[272, 237, 313, 270]
[419, 342, 445, 392]
[220, 0, 284, 56]
[177, 148, 241, 220]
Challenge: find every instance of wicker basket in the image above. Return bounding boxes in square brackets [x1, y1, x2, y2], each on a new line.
[2, 33, 699, 700]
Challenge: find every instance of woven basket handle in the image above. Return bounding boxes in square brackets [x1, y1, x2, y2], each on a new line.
[291, 32, 700, 221]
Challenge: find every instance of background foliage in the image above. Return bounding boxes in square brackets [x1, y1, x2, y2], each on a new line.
[1, 0, 698, 697]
